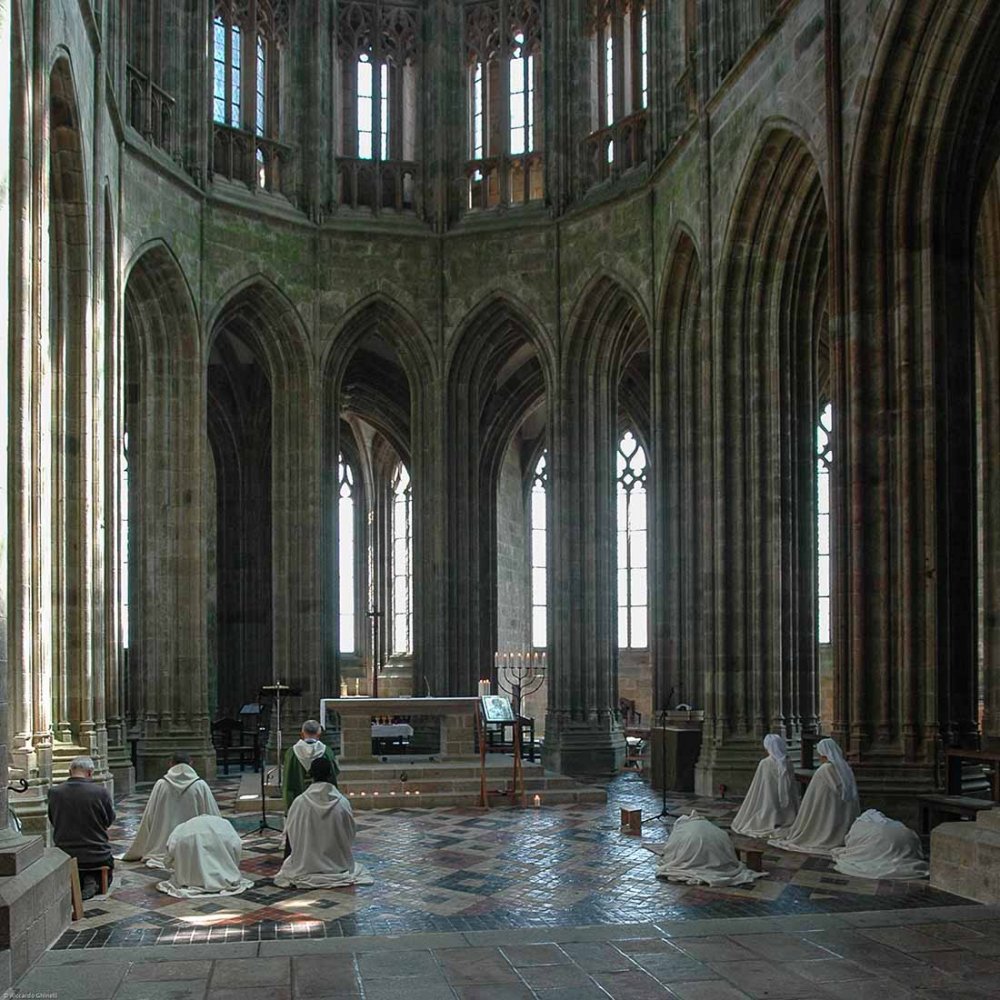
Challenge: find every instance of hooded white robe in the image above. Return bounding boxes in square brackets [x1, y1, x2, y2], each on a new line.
[156, 815, 253, 898]
[730, 735, 799, 839]
[656, 812, 767, 887]
[123, 764, 221, 867]
[831, 809, 928, 879]
[768, 750, 859, 856]
[274, 782, 373, 889]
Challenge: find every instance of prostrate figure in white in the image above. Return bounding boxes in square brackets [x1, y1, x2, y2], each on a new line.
[275, 757, 373, 889]
[730, 734, 799, 838]
[831, 809, 928, 879]
[769, 737, 859, 855]
[156, 815, 253, 898]
[123, 753, 221, 867]
[656, 811, 767, 887]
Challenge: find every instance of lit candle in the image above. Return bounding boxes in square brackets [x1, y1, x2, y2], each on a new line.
[533, 794, 541, 808]
[349, 792, 355, 797]
[389, 791, 396, 796]
[414, 790, 420, 797]
[360, 791, 366, 797]
[373, 791, 379, 797]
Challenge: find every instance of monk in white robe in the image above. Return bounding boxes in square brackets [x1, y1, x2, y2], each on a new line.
[275, 758, 373, 889]
[769, 738, 859, 855]
[730, 734, 799, 838]
[831, 809, 928, 879]
[156, 815, 253, 898]
[123, 754, 220, 867]
[656, 811, 767, 887]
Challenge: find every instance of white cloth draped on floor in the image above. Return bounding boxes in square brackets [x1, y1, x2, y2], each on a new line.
[768, 740, 859, 855]
[831, 809, 929, 879]
[274, 782, 373, 889]
[123, 764, 221, 867]
[730, 734, 799, 839]
[156, 815, 253, 898]
[656, 811, 767, 887]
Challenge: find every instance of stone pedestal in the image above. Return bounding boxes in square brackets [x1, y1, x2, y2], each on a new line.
[543, 715, 625, 777]
[0, 844, 73, 990]
[930, 806, 1000, 903]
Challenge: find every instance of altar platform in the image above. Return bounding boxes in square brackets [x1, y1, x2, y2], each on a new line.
[234, 754, 608, 811]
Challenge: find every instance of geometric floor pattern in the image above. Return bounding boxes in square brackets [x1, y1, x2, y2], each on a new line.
[54, 770, 972, 950]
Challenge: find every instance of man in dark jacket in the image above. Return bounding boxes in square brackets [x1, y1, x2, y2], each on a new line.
[48, 756, 115, 899]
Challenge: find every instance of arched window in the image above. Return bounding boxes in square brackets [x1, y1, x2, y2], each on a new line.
[617, 430, 648, 648]
[391, 462, 412, 655]
[339, 455, 356, 654]
[586, 1, 650, 182]
[120, 432, 130, 650]
[530, 452, 547, 648]
[816, 403, 832, 645]
[464, 0, 543, 209]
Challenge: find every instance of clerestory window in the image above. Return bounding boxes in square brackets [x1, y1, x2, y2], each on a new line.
[530, 452, 547, 649]
[616, 430, 648, 648]
[339, 455, 356, 654]
[816, 403, 832, 645]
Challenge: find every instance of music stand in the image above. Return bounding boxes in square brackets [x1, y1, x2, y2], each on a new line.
[259, 680, 299, 790]
[246, 738, 281, 836]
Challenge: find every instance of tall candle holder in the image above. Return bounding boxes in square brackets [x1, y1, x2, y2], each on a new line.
[494, 648, 547, 718]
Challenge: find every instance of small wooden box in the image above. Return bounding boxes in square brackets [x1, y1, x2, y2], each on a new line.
[620, 807, 642, 834]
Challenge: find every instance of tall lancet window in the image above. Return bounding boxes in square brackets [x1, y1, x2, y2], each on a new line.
[120, 433, 130, 649]
[212, 14, 241, 125]
[530, 452, 547, 648]
[586, 1, 650, 183]
[339, 455, 356, 653]
[816, 403, 833, 644]
[391, 462, 412, 655]
[464, 0, 544, 209]
[617, 430, 648, 648]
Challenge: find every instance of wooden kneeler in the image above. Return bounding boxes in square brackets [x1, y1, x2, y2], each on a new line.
[69, 858, 110, 920]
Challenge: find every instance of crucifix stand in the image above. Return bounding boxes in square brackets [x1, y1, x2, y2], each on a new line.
[367, 608, 383, 698]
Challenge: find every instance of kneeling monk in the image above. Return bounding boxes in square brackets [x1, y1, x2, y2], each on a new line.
[123, 754, 220, 867]
[156, 815, 253, 898]
[275, 758, 373, 889]
[656, 811, 767, 887]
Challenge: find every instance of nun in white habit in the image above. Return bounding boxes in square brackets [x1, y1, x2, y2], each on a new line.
[831, 809, 928, 879]
[156, 815, 253, 898]
[768, 738, 859, 855]
[656, 811, 767, 887]
[274, 757, 373, 889]
[123, 754, 221, 867]
[730, 734, 799, 839]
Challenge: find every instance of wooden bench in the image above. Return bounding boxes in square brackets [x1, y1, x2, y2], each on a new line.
[917, 794, 995, 835]
[731, 837, 766, 872]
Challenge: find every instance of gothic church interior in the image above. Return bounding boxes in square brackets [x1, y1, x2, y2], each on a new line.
[1, 0, 999, 993]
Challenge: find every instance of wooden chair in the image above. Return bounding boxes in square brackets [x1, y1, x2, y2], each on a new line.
[211, 717, 260, 774]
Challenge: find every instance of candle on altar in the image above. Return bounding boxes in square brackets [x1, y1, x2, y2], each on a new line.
[533, 794, 541, 808]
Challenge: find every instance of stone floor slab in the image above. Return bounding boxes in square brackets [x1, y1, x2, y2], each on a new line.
[209, 956, 290, 988]
[16, 962, 128, 1000]
[114, 979, 208, 1000]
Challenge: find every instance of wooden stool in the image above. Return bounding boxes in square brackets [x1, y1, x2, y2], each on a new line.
[620, 807, 642, 834]
[70, 859, 110, 920]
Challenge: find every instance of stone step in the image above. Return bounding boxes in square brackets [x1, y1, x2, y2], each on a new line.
[338, 774, 584, 793]
[976, 806, 1000, 832]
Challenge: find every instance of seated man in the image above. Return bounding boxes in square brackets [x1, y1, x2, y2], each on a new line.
[47, 756, 115, 899]
[275, 758, 372, 889]
[769, 738, 860, 856]
[831, 809, 929, 879]
[656, 811, 767, 887]
[123, 753, 220, 867]
[282, 719, 339, 813]
[730, 734, 799, 838]
[155, 815, 253, 898]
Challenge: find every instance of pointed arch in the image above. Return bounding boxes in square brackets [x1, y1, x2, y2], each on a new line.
[846, 0, 1000, 767]
[124, 242, 211, 778]
[321, 294, 432, 697]
[655, 229, 705, 717]
[208, 276, 319, 724]
[699, 126, 828, 793]
[440, 293, 554, 697]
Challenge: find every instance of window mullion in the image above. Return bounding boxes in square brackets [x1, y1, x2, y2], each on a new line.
[499, 0, 511, 201]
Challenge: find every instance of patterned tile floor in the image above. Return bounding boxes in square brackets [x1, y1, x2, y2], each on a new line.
[55, 770, 969, 950]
